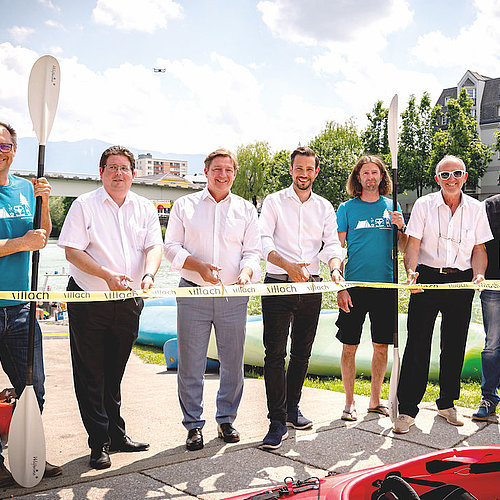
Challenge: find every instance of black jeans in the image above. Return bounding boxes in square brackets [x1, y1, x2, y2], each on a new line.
[261, 276, 322, 423]
[67, 278, 144, 449]
[397, 265, 474, 417]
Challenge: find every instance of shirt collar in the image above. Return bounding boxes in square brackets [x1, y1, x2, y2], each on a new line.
[434, 190, 467, 210]
[286, 184, 316, 203]
[201, 186, 232, 203]
[99, 186, 132, 208]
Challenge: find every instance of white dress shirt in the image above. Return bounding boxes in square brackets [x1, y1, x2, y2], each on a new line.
[164, 188, 261, 286]
[260, 185, 343, 275]
[406, 190, 493, 270]
[58, 187, 163, 291]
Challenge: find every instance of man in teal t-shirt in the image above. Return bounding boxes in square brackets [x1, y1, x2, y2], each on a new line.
[0, 121, 61, 485]
[335, 155, 407, 422]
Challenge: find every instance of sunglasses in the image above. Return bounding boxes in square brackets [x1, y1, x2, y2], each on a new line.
[0, 144, 14, 153]
[436, 170, 465, 180]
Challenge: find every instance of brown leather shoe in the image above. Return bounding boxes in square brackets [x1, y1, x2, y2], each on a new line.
[44, 461, 63, 478]
[0, 462, 14, 487]
[186, 427, 203, 451]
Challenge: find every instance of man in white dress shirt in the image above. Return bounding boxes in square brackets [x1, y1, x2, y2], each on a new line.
[394, 155, 492, 434]
[164, 148, 261, 451]
[259, 146, 343, 449]
[58, 146, 163, 469]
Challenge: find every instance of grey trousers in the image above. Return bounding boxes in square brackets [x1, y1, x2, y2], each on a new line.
[176, 279, 248, 430]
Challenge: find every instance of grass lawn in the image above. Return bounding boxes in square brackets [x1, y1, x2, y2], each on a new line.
[132, 344, 483, 410]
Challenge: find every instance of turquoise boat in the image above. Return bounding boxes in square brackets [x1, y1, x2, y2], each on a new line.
[137, 299, 485, 380]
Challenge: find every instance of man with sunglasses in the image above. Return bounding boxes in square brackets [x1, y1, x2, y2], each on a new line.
[259, 146, 343, 449]
[0, 121, 62, 484]
[394, 155, 492, 434]
[58, 146, 163, 469]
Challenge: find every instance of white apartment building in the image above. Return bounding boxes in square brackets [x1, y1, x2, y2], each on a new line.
[136, 153, 188, 177]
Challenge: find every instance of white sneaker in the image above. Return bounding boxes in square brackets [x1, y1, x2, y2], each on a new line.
[438, 407, 464, 426]
[393, 414, 415, 434]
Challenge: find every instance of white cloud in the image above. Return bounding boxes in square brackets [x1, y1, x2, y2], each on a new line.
[45, 20, 65, 30]
[48, 46, 63, 55]
[8, 26, 35, 43]
[258, 0, 413, 48]
[37, 0, 60, 11]
[0, 43, 347, 155]
[412, 0, 500, 75]
[92, 0, 183, 32]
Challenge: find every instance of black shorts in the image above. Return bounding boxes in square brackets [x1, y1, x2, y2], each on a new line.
[335, 287, 395, 345]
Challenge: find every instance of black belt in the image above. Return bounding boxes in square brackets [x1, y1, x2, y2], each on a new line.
[266, 273, 321, 282]
[419, 264, 469, 275]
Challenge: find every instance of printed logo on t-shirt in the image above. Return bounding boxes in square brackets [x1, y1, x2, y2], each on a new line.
[354, 209, 392, 230]
[0, 193, 33, 219]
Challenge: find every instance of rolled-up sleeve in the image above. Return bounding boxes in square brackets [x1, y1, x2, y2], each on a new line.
[259, 196, 277, 261]
[164, 200, 191, 271]
[240, 205, 262, 282]
[57, 200, 89, 251]
[319, 204, 343, 263]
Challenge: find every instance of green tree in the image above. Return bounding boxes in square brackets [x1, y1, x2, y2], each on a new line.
[309, 120, 363, 207]
[431, 88, 492, 187]
[398, 93, 435, 197]
[361, 101, 389, 156]
[232, 141, 271, 205]
[49, 196, 75, 237]
[263, 149, 291, 196]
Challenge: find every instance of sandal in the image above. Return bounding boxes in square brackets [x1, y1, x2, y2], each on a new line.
[368, 405, 390, 417]
[341, 409, 357, 421]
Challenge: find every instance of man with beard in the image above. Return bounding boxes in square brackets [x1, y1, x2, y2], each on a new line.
[335, 155, 407, 422]
[259, 146, 343, 449]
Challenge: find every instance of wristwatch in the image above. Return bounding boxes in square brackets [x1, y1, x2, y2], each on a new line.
[142, 273, 155, 282]
[330, 268, 343, 277]
[398, 224, 407, 234]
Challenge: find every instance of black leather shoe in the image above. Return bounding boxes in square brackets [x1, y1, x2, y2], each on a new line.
[0, 462, 14, 487]
[109, 435, 149, 452]
[186, 427, 203, 451]
[217, 423, 240, 443]
[89, 445, 111, 470]
[44, 461, 63, 478]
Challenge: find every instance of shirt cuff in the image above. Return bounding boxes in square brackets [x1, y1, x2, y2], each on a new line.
[169, 248, 190, 272]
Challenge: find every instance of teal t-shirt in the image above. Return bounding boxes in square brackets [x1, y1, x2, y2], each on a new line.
[336, 196, 400, 282]
[0, 175, 35, 306]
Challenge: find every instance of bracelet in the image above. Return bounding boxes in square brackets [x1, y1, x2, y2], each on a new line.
[142, 273, 155, 282]
[398, 224, 407, 233]
[330, 267, 343, 276]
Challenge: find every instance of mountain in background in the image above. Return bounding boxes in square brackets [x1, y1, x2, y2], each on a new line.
[12, 138, 206, 176]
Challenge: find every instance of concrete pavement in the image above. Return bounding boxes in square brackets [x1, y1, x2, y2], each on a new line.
[0, 322, 498, 499]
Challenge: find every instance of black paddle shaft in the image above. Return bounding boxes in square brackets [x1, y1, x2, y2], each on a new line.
[392, 166, 399, 349]
[27, 144, 45, 386]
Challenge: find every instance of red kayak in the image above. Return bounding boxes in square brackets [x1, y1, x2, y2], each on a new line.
[224, 445, 500, 499]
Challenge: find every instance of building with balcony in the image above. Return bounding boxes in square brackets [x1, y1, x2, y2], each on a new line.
[136, 153, 188, 177]
[435, 70, 500, 201]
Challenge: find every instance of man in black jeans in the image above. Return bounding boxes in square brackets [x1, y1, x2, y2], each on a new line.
[259, 146, 343, 449]
[394, 155, 491, 434]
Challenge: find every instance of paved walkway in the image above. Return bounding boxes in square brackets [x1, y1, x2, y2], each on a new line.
[0, 323, 498, 499]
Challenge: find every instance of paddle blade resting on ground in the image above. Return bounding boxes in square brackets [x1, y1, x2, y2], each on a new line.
[388, 347, 400, 423]
[8, 54, 60, 488]
[8, 387, 46, 487]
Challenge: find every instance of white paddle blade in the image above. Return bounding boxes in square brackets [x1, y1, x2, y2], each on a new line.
[8, 387, 46, 488]
[28, 55, 61, 146]
[388, 347, 400, 423]
[387, 94, 398, 171]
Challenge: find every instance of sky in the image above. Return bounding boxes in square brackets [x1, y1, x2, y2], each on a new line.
[2, 0, 500, 160]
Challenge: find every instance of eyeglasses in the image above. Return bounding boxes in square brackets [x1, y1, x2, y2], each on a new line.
[105, 164, 132, 173]
[0, 144, 14, 153]
[437, 170, 465, 180]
